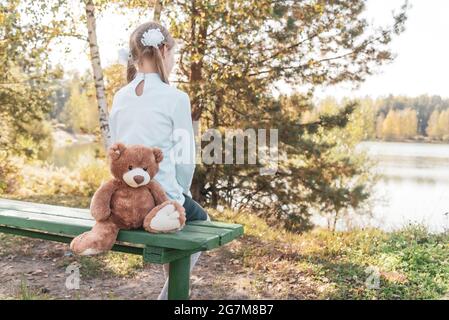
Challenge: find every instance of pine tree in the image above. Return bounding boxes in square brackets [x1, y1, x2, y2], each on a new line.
[164, 0, 408, 230]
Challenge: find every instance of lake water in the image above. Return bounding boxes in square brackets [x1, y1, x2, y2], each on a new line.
[50, 141, 449, 233]
[353, 141, 449, 233]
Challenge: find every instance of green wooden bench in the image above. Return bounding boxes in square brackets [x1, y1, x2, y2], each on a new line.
[0, 198, 243, 300]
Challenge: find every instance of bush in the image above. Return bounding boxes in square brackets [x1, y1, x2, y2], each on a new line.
[8, 154, 110, 198]
[16, 161, 81, 196]
[75, 155, 111, 196]
[16, 120, 54, 160]
[0, 157, 22, 194]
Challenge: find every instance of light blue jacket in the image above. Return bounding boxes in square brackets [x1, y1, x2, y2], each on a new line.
[109, 72, 195, 205]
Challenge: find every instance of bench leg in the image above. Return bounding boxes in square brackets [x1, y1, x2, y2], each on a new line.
[168, 255, 191, 300]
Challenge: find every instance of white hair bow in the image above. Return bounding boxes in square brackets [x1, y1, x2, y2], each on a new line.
[141, 28, 165, 48]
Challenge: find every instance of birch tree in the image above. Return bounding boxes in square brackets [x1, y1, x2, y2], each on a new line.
[152, 0, 163, 21]
[85, 0, 110, 148]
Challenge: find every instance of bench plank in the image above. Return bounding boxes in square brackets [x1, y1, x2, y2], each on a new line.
[0, 226, 144, 255]
[187, 220, 244, 245]
[188, 220, 242, 230]
[182, 224, 243, 246]
[0, 209, 220, 250]
[0, 198, 92, 220]
[0, 198, 243, 251]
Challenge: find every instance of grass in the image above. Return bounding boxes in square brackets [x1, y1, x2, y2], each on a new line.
[210, 209, 449, 299]
[1, 193, 448, 299]
[17, 279, 51, 300]
[56, 251, 144, 279]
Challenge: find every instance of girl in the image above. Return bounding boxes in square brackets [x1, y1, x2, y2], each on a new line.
[108, 21, 208, 300]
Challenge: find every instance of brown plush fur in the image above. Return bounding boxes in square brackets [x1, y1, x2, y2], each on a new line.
[70, 143, 186, 256]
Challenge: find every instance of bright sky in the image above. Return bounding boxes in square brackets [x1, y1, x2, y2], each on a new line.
[51, 0, 449, 99]
[318, 0, 449, 99]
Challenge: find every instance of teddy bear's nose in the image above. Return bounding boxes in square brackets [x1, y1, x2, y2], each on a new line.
[133, 175, 144, 184]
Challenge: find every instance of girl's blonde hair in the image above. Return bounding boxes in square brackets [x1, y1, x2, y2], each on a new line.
[127, 22, 175, 84]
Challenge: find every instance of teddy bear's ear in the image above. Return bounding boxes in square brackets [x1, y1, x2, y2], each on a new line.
[153, 147, 163, 163]
[108, 143, 126, 160]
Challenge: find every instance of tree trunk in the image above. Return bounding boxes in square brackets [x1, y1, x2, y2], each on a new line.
[153, 0, 163, 22]
[189, 1, 208, 121]
[85, 0, 110, 150]
[189, 0, 209, 203]
[208, 89, 224, 207]
[190, 180, 204, 203]
[332, 211, 340, 232]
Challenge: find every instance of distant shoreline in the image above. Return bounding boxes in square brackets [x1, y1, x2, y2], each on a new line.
[363, 138, 449, 145]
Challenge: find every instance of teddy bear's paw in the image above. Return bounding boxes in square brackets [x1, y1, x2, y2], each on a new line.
[70, 235, 103, 256]
[148, 204, 183, 232]
[70, 230, 113, 256]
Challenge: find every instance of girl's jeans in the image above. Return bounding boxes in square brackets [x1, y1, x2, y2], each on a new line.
[183, 193, 208, 222]
[158, 194, 209, 300]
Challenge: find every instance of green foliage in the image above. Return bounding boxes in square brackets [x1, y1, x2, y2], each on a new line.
[310, 98, 378, 230]
[19, 120, 54, 160]
[426, 109, 449, 141]
[0, 157, 20, 194]
[50, 66, 125, 136]
[380, 95, 449, 135]
[103, 64, 127, 110]
[60, 76, 99, 134]
[1, 0, 410, 231]
[380, 108, 418, 140]
[328, 95, 449, 142]
[76, 154, 112, 196]
[158, 0, 408, 231]
[376, 226, 449, 299]
[7, 155, 110, 198]
[375, 95, 449, 140]
[346, 98, 378, 142]
[0, 0, 64, 160]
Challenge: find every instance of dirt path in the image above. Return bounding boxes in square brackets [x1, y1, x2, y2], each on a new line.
[0, 236, 269, 300]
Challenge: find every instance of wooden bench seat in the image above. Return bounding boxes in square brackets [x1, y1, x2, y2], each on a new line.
[0, 198, 243, 299]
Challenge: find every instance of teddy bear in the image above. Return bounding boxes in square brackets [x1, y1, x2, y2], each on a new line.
[70, 142, 186, 256]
